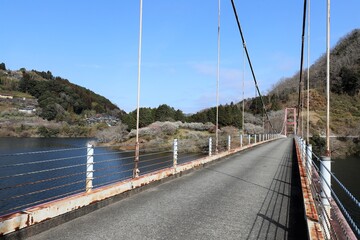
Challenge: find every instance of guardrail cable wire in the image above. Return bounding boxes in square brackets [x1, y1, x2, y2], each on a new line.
[0, 171, 85, 191]
[0, 147, 88, 158]
[296, 136, 360, 237]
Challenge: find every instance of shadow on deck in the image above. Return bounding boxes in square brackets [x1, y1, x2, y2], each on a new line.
[244, 140, 308, 240]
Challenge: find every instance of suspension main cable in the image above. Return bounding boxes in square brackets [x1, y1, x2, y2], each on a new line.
[230, 0, 275, 132]
[297, 0, 308, 133]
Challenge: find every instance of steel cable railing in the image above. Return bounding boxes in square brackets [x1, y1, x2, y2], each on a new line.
[306, 157, 339, 239]
[138, 151, 173, 175]
[0, 135, 278, 219]
[312, 154, 360, 238]
[0, 147, 87, 217]
[295, 136, 360, 238]
[178, 152, 207, 165]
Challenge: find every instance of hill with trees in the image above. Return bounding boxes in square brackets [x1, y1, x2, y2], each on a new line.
[267, 29, 360, 156]
[0, 65, 124, 137]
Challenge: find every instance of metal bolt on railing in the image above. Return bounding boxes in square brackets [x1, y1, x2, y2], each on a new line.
[86, 143, 94, 193]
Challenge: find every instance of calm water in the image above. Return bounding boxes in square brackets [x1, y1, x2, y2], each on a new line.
[0, 138, 358, 228]
[0, 138, 191, 216]
[331, 156, 360, 229]
[332, 156, 359, 201]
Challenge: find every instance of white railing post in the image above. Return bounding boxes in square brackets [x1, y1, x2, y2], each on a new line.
[86, 143, 94, 193]
[320, 155, 332, 239]
[228, 135, 231, 151]
[209, 137, 212, 157]
[254, 134, 257, 144]
[173, 139, 178, 168]
[302, 139, 306, 165]
[248, 134, 251, 145]
[240, 134, 243, 148]
[321, 156, 331, 207]
[307, 144, 312, 181]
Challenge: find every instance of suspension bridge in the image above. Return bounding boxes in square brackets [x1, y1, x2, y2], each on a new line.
[1, 0, 360, 239]
[0, 131, 358, 239]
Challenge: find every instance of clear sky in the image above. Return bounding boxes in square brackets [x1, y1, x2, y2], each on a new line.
[1, 1, 359, 113]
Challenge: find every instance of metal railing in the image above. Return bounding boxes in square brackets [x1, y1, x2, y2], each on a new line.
[0, 133, 278, 218]
[295, 136, 360, 239]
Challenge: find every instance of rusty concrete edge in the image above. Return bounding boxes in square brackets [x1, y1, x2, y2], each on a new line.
[294, 139, 325, 240]
[0, 137, 283, 240]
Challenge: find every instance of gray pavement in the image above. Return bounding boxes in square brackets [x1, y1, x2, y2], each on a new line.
[27, 138, 307, 240]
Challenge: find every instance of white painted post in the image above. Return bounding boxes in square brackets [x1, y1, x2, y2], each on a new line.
[321, 156, 331, 207]
[307, 144, 312, 181]
[240, 134, 243, 148]
[248, 134, 251, 145]
[254, 134, 257, 144]
[173, 139, 178, 168]
[320, 155, 332, 239]
[209, 137, 212, 157]
[86, 143, 94, 193]
[228, 135, 231, 151]
[302, 139, 306, 165]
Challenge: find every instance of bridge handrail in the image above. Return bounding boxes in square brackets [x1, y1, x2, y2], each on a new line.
[312, 153, 360, 209]
[295, 136, 360, 239]
[0, 133, 279, 218]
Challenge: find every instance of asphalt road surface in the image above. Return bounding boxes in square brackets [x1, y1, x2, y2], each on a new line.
[27, 138, 307, 240]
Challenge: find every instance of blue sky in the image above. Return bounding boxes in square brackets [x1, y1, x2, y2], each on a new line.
[1, 1, 359, 113]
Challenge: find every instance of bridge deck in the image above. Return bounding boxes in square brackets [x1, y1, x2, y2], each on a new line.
[27, 138, 307, 240]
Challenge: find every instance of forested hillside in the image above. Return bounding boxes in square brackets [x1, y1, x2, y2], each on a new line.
[0, 65, 124, 137]
[267, 29, 360, 156]
[0, 66, 122, 121]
